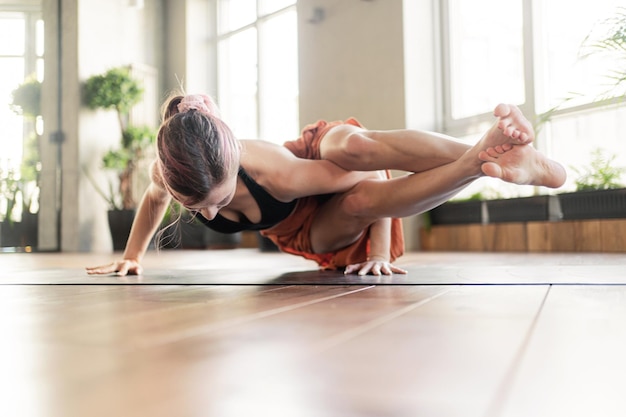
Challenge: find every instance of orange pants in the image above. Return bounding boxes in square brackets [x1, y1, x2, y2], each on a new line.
[260, 119, 405, 270]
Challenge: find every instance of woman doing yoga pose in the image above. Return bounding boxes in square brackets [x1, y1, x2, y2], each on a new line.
[86, 94, 566, 276]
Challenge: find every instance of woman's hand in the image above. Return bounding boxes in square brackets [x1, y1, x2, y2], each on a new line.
[86, 259, 143, 277]
[344, 257, 408, 276]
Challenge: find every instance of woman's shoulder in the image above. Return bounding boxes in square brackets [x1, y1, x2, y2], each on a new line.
[239, 140, 303, 201]
[240, 140, 298, 167]
[240, 138, 287, 152]
[149, 160, 165, 187]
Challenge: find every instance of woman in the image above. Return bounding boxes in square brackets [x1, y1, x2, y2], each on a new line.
[86, 94, 566, 277]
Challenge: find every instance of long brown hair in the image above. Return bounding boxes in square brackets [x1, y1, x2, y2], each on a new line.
[156, 94, 241, 207]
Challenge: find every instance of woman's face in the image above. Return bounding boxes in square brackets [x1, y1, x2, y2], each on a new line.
[174, 174, 238, 220]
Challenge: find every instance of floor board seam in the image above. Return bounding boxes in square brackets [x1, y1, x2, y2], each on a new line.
[130, 285, 377, 349]
[484, 284, 552, 417]
[308, 287, 454, 355]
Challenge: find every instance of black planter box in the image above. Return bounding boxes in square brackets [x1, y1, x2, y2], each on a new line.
[486, 195, 559, 223]
[558, 188, 626, 220]
[0, 221, 21, 248]
[108, 209, 136, 251]
[0, 214, 38, 249]
[429, 200, 484, 225]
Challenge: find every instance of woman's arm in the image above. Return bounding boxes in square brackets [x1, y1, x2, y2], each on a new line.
[343, 217, 407, 276]
[86, 164, 171, 276]
[243, 141, 375, 201]
[344, 170, 408, 276]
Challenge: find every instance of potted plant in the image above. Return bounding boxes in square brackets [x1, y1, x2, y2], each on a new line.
[10, 75, 41, 118]
[1, 76, 42, 249]
[83, 66, 155, 250]
[0, 167, 20, 248]
[558, 148, 626, 220]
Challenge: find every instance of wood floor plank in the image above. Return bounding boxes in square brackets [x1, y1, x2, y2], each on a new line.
[294, 285, 549, 417]
[1, 283, 377, 417]
[498, 286, 626, 417]
[54, 286, 452, 417]
[2, 252, 626, 417]
[0, 284, 450, 417]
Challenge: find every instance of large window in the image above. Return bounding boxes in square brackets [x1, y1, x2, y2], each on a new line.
[0, 8, 43, 222]
[216, 0, 299, 144]
[442, 0, 626, 196]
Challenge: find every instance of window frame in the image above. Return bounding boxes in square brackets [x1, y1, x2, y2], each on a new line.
[439, 0, 623, 140]
[211, 0, 298, 141]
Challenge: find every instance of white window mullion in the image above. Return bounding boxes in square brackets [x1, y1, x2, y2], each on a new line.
[216, 0, 298, 143]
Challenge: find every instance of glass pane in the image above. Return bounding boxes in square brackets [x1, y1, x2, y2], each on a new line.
[549, 106, 626, 191]
[218, 28, 258, 139]
[537, 0, 626, 112]
[218, 0, 257, 33]
[258, 10, 299, 143]
[36, 58, 44, 82]
[0, 58, 26, 172]
[36, 19, 44, 57]
[447, 0, 525, 119]
[0, 13, 25, 55]
[259, 0, 296, 16]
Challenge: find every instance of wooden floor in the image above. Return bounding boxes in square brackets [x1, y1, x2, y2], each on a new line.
[1, 249, 626, 417]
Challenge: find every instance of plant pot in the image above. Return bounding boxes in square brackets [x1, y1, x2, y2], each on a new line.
[558, 188, 626, 220]
[20, 212, 38, 248]
[0, 215, 38, 249]
[486, 195, 560, 223]
[429, 200, 485, 225]
[107, 209, 136, 251]
[0, 221, 21, 248]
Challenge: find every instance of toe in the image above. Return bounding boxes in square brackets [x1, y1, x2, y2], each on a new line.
[493, 103, 512, 118]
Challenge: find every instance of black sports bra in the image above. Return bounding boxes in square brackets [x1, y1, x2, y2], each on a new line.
[195, 167, 297, 234]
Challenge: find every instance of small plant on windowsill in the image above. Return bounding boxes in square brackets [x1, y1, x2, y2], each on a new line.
[3, 75, 43, 249]
[9, 75, 42, 218]
[558, 148, 626, 220]
[572, 148, 625, 191]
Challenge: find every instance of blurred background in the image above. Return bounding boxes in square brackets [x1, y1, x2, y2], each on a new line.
[1, 0, 625, 253]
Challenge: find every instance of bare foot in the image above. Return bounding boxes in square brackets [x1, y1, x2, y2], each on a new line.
[479, 143, 567, 188]
[475, 104, 534, 153]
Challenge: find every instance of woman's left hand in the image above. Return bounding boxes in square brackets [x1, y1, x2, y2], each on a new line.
[344, 257, 408, 276]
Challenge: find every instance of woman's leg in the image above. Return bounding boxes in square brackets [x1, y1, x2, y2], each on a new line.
[319, 103, 535, 173]
[320, 125, 470, 173]
[309, 104, 566, 253]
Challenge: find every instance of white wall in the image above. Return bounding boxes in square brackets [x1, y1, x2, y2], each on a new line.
[41, 0, 163, 252]
[297, 0, 406, 129]
[297, 0, 439, 249]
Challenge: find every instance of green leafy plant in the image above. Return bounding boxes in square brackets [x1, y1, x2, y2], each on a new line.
[83, 66, 155, 210]
[580, 7, 626, 100]
[83, 66, 143, 129]
[9, 75, 41, 118]
[8, 76, 42, 217]
[571, 148, 625, 191]
[0, 167, 19, 223]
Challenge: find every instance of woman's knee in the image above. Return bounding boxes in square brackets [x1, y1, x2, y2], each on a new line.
[325, 130, 376, 168]
[344, 132, 377, 165]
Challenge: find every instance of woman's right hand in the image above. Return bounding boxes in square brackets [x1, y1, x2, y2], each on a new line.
[86, 259, 143, 276]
